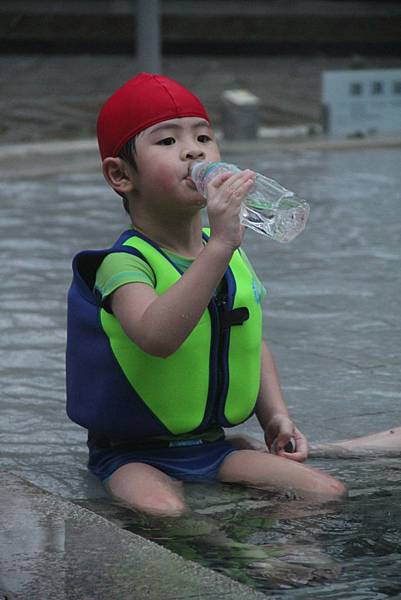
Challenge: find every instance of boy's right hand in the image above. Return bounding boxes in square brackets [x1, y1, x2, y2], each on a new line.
[206, 170, 255, 250]
[266, 417, 308, 463]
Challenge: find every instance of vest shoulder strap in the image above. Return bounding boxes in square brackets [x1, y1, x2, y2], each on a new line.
[72, 240, 148, 304]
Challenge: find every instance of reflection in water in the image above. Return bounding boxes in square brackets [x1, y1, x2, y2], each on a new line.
[0, 147, 401, 596]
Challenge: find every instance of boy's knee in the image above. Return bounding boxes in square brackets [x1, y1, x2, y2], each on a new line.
[329, 479, 348, 499]
[107, 462, 189, 516]
[317, 474, 348, 500]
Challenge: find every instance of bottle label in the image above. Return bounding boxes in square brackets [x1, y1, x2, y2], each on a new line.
[201, 162, 224, 179]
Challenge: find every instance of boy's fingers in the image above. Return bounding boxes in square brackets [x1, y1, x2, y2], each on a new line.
[293, 428, 308, 454]
[227, 177, 255, 203]
[209, 171, 234, 188]
[211, 169, 254, 190]
[281, 450, 307, 463]
[225, 170, 255, 192]
[281, 429, 308, 462]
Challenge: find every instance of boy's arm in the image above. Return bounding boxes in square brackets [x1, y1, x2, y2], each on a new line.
[111, 169, 255, 358]
[256, 340, 308, 462]
[111, 240, 234, 357]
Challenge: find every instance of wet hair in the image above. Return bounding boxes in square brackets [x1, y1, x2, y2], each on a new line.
[117, 137, 137, 214]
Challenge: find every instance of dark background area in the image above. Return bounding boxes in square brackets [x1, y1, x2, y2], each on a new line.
[1, 0, 401, 55]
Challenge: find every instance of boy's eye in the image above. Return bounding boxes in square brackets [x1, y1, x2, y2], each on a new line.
[198, 134, 212, 143]
[157, 137, 175, 146]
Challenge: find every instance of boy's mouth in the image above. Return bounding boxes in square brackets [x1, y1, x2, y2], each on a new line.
[185, 176, 197, 190]
[185, 166, 196, 184]
[186, 161, 202, 178]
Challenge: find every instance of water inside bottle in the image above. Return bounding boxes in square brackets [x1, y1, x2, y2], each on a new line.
[241, 199, 310, 243]
[238, 176, 310, 241]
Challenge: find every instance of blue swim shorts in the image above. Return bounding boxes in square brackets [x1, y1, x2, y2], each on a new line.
[88, 438, 237, 483]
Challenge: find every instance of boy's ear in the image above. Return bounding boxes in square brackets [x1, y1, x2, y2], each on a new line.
[102, 157, 136, 195]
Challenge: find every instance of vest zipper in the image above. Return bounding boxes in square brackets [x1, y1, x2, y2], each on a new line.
[206, 282, 231, 427]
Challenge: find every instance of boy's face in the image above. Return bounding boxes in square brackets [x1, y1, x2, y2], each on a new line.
[132, 116, 221, 213]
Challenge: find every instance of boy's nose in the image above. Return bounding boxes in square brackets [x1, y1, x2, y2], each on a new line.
[182, 146, 205, 160]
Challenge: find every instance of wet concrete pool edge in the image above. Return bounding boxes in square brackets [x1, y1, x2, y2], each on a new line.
[1, 131, 401, 178]
[0, 471, 269, 600]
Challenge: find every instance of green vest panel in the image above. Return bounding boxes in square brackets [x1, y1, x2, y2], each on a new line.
[100, 232, 262, 435]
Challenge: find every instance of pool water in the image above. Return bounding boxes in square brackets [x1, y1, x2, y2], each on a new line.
[76, 454, 401, 598]
[0, 144, 400, 597]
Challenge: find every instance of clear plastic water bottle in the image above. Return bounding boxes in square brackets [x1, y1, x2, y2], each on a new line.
[191, 161, 310, 243]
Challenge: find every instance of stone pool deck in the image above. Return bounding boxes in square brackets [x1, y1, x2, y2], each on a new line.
[0, 472, 269, 600]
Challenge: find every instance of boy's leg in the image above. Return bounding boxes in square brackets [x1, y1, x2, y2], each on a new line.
[105, 462, 188, 516]
[217, 449, 347, 500]
[309, 427, 401, 457]
[332, 427, 401, 452]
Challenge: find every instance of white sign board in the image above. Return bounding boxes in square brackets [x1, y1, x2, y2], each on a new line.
[322, 69, 401, 137]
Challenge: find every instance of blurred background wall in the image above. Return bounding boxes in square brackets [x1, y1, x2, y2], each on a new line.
[1, 0, 401, 55]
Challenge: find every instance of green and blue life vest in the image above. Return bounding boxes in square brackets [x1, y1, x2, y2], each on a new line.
[66, 229, 263, 443]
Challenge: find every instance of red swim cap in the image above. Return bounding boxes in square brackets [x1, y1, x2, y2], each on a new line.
[97, 73, 210, 160]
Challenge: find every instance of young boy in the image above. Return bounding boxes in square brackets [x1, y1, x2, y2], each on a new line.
[66, 73, 346, 516]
